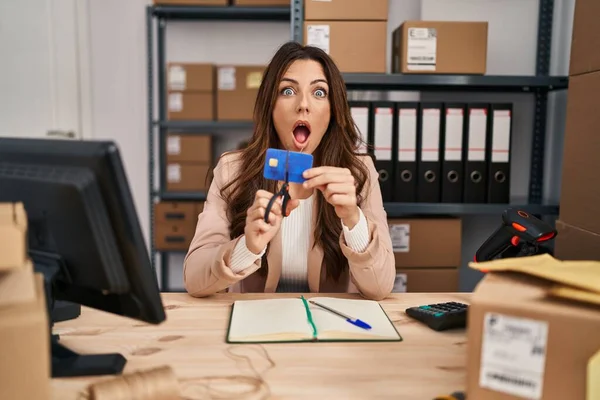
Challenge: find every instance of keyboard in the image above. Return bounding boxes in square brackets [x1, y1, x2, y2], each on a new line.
[405, 302, 468, 332]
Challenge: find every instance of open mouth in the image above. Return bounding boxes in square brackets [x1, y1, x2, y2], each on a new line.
[292, 120, 311, 148]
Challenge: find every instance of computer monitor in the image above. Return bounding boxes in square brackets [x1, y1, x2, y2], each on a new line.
[0, 137, 166, 378]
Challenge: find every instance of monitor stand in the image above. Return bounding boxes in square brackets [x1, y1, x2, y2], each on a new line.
[31, 250, 127, 378]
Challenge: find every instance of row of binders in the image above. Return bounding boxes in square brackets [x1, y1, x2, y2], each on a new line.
[350, 101, 513, 204]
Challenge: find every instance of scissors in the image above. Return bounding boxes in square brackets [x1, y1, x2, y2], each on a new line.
[263, 151, 292, 223]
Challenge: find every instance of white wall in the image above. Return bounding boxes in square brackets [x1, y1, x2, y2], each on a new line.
[82, 0, 573, 291]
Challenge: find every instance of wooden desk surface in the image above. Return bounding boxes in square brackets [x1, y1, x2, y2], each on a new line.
[52, 292, 470, 400]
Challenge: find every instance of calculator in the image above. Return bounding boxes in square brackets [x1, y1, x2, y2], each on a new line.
[405, 302, 468, 332]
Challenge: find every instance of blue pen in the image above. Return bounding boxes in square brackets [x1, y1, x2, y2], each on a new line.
[309, 300, 372, 330]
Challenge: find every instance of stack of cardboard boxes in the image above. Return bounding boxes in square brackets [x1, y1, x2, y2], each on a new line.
[465, 6, 600, 392]
[389, 217, 461, 292]
[554, 0, 600, 261]
[0, 203, 50, 399]
[157, 132, 211, 251]
[166, 62, 266, 122]
[165, 133, 213, 192]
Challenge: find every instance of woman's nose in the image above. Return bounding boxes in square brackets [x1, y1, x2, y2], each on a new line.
[296, 93, 310, 113]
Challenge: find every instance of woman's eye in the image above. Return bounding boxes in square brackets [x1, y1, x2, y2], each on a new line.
[314, 89, 326, 97]
[282, 88, 294, 96]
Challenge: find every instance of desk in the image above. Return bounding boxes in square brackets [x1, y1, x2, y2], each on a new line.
[52, 292, 470, 400]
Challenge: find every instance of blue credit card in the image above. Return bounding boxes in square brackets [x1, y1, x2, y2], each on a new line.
[263, 148, 313, 183]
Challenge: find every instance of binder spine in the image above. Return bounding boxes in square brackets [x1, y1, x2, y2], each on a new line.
[349, 101, 372, 155]
[394, 102, 419, 202]
[417, 102, 442, 203]
[441, 103, 466, 203]
[464, 103, 490, 203]
[369, 102, 396, 202]
[487, 103, 513, 203]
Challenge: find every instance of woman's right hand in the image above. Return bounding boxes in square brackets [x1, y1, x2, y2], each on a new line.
[244, 190, 299, 255]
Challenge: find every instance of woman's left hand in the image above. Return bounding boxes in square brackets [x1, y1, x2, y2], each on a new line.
[302, 166, 360, 228]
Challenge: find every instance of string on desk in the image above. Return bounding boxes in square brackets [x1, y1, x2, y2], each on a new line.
[77, 345, 275, 400]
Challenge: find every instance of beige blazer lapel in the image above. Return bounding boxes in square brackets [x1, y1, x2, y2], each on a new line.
[307, 195, 324, 292]
[264, 227, 282, 292]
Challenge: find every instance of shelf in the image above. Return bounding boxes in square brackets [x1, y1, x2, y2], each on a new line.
[158, 120, 254, 132]
[383, 202, 559, 217]
[151, 5, 290, 21]
[156, 191, 207, 201]
[154, 190, 559, 216]
[343, 74, 569, 92]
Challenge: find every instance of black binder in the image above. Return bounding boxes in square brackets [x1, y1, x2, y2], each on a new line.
[487, 103, 513, 203]
[464, 103, 490, 203]
[441, 103, 466, 203]
[368, 102, 396, 202]
[417, 102, 442, 203]
[393, 102, 419, 202]
[349, 101, 371, 154]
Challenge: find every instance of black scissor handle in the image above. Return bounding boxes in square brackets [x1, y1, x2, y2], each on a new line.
[263, 184, 291, 223]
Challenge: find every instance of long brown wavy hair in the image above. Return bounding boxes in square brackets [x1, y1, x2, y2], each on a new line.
[220, 41, 371, 282]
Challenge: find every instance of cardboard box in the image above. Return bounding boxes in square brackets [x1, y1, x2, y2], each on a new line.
[166, 163, 211, 192]
[391, 21, 488, 74]
[167, 92, 214, 120]
[154, 0, 228, 5]
[557, 70, 600, 234]
[304, 0, 387, 21]
[166, 134, 212, 164]
[0, 203, 27, 271]
[167, 63, 214, 92]
[393, 268, 459, 293]
[0, 273, 50, 400]
[154, 201, 202, 224]
[466, 269, 600, 400]
[569, 0, 600, 76]
[304, 21, 386, 73]
[154, 201, 203, 251]
[216, 65, 265, 121]
[554, 220, 600, 261]
[154, 223, 196, 251]
[388, 218, 462, 268]
[233, 0, 289, 5]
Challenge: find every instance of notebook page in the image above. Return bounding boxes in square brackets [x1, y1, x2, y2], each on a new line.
[309, 297, 400, 340]
[228, 298, 313, 342]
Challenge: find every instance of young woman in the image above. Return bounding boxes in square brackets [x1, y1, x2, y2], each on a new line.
[183, 41, 395, 301]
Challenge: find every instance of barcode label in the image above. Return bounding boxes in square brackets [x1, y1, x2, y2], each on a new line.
[485, 372, 538, 389]
[479, 313, 548, 399]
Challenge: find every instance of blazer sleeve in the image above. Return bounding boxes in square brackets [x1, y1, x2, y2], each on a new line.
[183, 154, 261, 297]
[338, 155, 396, 301]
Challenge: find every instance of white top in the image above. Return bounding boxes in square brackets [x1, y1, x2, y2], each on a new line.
[229, 194, 371, 289]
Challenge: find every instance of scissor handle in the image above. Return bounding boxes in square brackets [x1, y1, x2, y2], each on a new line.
[263, 193, 279, 223]
[263, 184, 291, 223]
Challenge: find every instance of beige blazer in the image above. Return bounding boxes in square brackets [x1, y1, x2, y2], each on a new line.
[183, 152, 396, 301]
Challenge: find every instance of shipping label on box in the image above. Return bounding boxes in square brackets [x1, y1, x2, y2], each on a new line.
[406, 27, 437, 71]
[479, 312, 549, 399]
[306, 25, 330, 54]
[389, 223, 409, 252]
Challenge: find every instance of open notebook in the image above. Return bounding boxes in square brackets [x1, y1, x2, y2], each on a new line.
[226, 296, 402, 343]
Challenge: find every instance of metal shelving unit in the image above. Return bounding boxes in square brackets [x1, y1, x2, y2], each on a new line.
[147, 0, 567, 291]
[146, 4, 291, 290]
